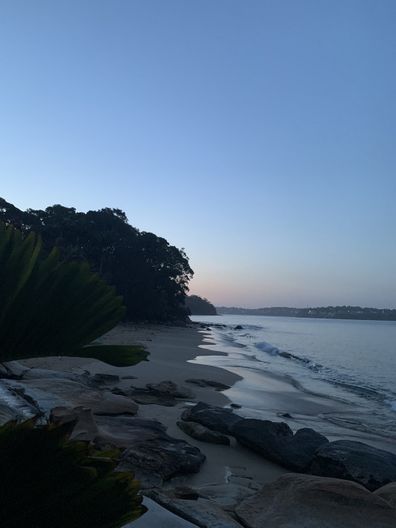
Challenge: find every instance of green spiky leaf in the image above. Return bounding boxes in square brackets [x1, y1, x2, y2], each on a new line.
[0, 420, 146, 528]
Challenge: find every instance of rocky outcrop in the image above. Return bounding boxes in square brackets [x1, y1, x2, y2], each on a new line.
[177, 420, 230, 445]
[145, 381, 195, 399]
[181, 402, 242, 434]
[374, 483, 396, 508]
[129, 381, 195, 406]
[196, 483, 256, 513]
[114, 417, 205, 488]
[231, 419, 328, 471]
[308, 440, 396, 491]
[235, 473, 396, 528]
[146, 490, 244, 528]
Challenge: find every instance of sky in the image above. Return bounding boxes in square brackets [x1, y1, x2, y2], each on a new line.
[1, 0, 395, 308]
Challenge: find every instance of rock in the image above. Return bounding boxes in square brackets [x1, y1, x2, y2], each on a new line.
[146, 491, 244, 528]
[181, 402, 242, 435]
[235, 473, 396, 528]
[197, 483, 256, 512]
[50, 406, 99, 441]
[231, 419, 328, 471]
[129, 388, 177, 406]
[112, 417, 205, 488]
[309, 440, 396, 491]
[185, 379, 231, 391]
[1, 361, 29, 378]
[230, 403, 241, 409]
[173, 487, 200, 500]
[130, 381, 195, 406]
[374, 483, 396, 508]
[234, 325, 243, 330]
[128, 497, 198, 528]
[2, 377, 138, 417]
[111, 387, 128, 396]
[91, 373, 120, 385]
[146, 381, 195, 399]
[177, 420, 231, 445]
[0, 381, 39, 424]
[277, 412, 293, 418]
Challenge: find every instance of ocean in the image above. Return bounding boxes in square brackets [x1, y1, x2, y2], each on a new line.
[189, 314, 396, 452]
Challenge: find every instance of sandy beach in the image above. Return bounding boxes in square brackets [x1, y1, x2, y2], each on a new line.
[25, 323, 286, 487]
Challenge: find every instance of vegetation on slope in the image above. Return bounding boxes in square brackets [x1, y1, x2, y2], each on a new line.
[0, 222, 147, 366]
[186, 295, 217, 315]
[0, 197, 193, 322]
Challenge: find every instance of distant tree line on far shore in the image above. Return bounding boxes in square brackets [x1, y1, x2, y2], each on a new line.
[0, 197, 193, 322]
[185, 295, 217, 315]
[217, 305, 396, 321]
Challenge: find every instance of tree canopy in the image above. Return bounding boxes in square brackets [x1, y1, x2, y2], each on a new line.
[0, 197, 193, 322]
[186, 295, 217, 315]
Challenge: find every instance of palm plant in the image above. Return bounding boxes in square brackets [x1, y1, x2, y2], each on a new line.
[0, 222, 147, 365]
[0, 419, 145, 528]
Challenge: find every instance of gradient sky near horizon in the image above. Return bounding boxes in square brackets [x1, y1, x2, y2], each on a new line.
[1, 1, 395, 308]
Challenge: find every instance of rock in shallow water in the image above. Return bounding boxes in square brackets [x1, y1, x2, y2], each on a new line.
[235, 473, 396, 528]
[308, 440, 396, 491]
[181, 402, 242, 434]
[231, 419, 328, 471]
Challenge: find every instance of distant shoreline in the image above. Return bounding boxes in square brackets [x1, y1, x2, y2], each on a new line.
[216, 305, 396, 322]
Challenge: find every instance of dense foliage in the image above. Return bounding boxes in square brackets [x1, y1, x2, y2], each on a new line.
[0, 419, 145, 527]
[0, 222, 147, 365]
[0, 197, 193, 322]
[186, 295, 217, 315]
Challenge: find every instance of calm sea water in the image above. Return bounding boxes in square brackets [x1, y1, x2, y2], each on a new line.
[190, 314, 396, 448]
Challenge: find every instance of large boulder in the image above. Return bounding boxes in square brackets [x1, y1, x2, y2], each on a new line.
[231, 419, 328, 471]
[181, 402, 242, 434]
[374, 483, 396, 508]
[146, 490, 244, 528]
[114, 417, 206, 488]
[308, 440, 396, 491]
[235, 473, 396, 528]
[177, 420, 230, 445]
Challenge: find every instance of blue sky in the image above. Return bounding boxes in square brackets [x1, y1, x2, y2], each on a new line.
[1, 0, 395, 307]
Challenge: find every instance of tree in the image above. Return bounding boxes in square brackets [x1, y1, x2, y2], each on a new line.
[186, 295, 217, 315]
[0, 198, 193, 322]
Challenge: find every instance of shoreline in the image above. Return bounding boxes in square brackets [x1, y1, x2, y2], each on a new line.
[23, 322, 286, 487]
[192, 323, 396, 455]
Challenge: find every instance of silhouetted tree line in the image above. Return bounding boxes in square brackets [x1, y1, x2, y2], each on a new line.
[0, 197, 193, 322]
[218, 305, 396, 321]
[186, 295, 217, 315]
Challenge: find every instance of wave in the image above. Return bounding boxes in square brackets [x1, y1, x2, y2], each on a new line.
[255, 341, 279, 355]
[385, 399, 396, 412]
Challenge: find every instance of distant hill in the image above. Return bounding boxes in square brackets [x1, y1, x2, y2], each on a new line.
[186, 295, 217, 315]
[217, 305, 396, 321]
